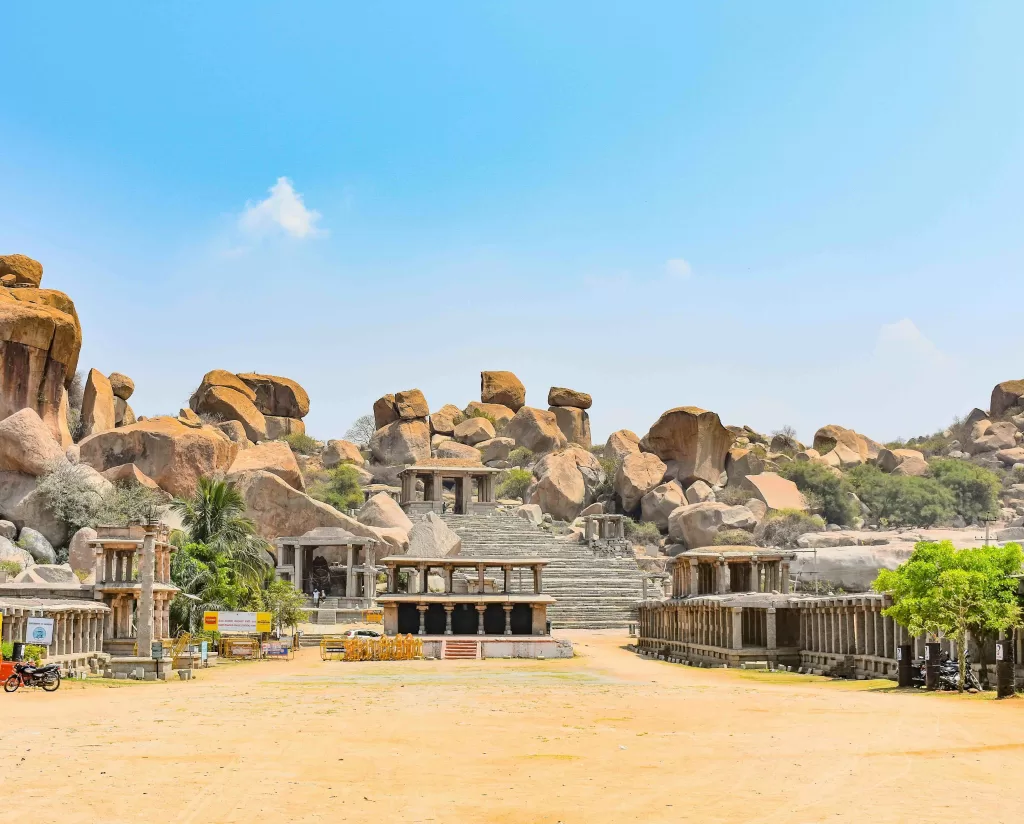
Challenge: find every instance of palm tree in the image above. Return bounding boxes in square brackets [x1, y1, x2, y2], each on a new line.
[170, 477, 270, 585]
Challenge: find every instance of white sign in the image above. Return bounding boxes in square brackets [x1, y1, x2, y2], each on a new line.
[209, 611, 271, 633]
[996, 645, 1004, 662]
[26, 617, 54, 645]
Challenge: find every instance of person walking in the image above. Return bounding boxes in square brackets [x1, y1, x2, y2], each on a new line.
[312, 588, 320, 608]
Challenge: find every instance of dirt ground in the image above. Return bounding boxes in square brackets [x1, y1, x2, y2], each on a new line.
[3, 631, 1024, 824]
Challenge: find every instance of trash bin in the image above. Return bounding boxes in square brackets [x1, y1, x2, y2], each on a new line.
[996, 639, 1015, 699]
[11, 642, 25, 662]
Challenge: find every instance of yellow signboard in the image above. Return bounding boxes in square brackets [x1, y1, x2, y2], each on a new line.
[203, 611, 272, 633]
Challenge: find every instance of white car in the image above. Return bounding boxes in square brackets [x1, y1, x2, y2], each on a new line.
[344, 629, 382, 639]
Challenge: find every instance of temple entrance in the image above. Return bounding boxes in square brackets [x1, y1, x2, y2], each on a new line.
[425, 604, 447, 634]
[483, 604, 506, 634]
[510, 604, 532, 635]
[450, 603, 477, 634]
[397, 604, 419, 634]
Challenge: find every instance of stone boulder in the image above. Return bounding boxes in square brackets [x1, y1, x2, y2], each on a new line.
[769, 432, 804, 453]
[464, 402, 515, 430]
[615, 452, 668, 513]
[237, 373, 310, 419]
[534, 446, 605, 503]
[876, 448, 921, 473]
[108, 372, 135, 400]
[14, 564, 77, 585]
[0, 254, 43, 287]
[0, 408, 65, 476]
[0, 520, 15, 539]
[969, 420, 1018, 455]
[178, 407, 203, 428]
[408, 512, 462, 558]
[358, 492, 414, 533]
[478, 437, 515, 464]
[530, 451, 586, 522]
[506, 407, 567, 454]
[741, 473, 807, 512]
[233, 469, 407, 552]
[68, 526, 98, 576]
[78, 416, 239, 498]
[228, 441, 304, 491]
[812, 425, 881, 466]
[453, 417, 495, 446]
[550, 406, 591, 448]
[640, 480, 685, 531]
[0, 535, 33, 571]
[481, 371, 526, 411]
[516, 504, 543, 525]
[265, 416, 305, 440]
[0, 286, 82, 446]
[605, 430, 641, 464]
[323, 439, 363, 468]
[216, 420, 249, 446]
[393, 389, 429, 420]
[373, 394, 399, 428]
[81, 368, 117, 438]
[100, 463, 164, 492]
[547, 387, 592, 409]
[991, 380, 1024, 418]
[435, 441, 482, 462]
[115, 397, 136, 427]
[996, 447, 1024, 468]
[684, 480, 715, 504]
[429, 404, 464, 436]
[191, 382, 267, 443]
[18, 526, 56, 564]
[641, 407, 731, 486]
[667, 502, 757, 548]
[369, 419, 431, 466]
[890, 452, 930, 477]
[725, 447, 765, 486]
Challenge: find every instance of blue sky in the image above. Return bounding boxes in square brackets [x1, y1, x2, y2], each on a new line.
[2, 2, 1022, 443]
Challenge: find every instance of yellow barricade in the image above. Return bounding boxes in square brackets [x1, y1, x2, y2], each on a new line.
[320, 634, 423, 662]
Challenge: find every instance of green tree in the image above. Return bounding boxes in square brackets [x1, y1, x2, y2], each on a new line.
[255, 577, 310, 632]
[308, 464, 365, 511]
[873, 541, 1023, 692]
[496, 468, 532, 501]
[929, 459, 1001, 524]
[778, 461, 856, 525]
[847, 464, 955, 527]
[170, 477, 270, 585]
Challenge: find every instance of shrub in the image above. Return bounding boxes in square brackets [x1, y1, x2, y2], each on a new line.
[467, 408, 497, 426]
[846, 464, 955, 527]
[94, 482, 165, 526]
[308, 465, 365, 511]
[34, 460, 106, 534]
[0, 560, 22, 577]
[754, 509, 825, 548]
[1, 642, 45, 663]
[507, 447, 534, 468]
[929, 458, 1001, 524]
[283, 432, 321, 455]
[712, 528, 755, 546]
[715, 485, 749, 506]
[344, 414, 377, 449]
[594, 457, 618, 498]
[778, 461, 857, 526]
[624, 519, 662, 544]
[496, 468, 532, 501]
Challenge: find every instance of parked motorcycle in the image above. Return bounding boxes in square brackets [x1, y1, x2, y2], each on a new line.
[3, 662, 61, 693]
[911, 653, 983, 692]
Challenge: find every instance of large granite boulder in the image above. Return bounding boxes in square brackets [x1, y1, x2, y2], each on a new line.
[370, 419, 431, 466]
[516, 503, 543, 525]
[78, 416, 238, 498]
[530, 451, 586, 522]
[969, 420, 1018, 455]
[550, 406, 591, 448]
[107, 372, 135, 401]
[725, 447, 765, 486]
[228, 441, 304, 491]
[615, 452, 668, 513]
[100, 463, 164, 492]
[506, 407, 567, 454]
[68, 526, 98, 576]
[812, 425, 881, 466]
[80, 368, 117, 438]
[265, 416, 305, 440]
[478, 437, 515, 464]
[995, 447, 1024, 468]
[373, 394, 399, 428]
[0, 408, 65, 476]
[480, 371, 526, 411]
[394, 389, 429, 420]
[408, 512, 462, 558]
[323, 439, 363, 468]
[435, 441, 482, 462]
[0, 254, 43, 287]
[216, 420, 249, 446]
[232, 469, 407, 552]
[640, 480, 685, 532]
[0, 286, 81, 447]
[534, 446, 604, 500]
[114, 397, 136, 427]
[769, 432, 804, 453]
[667, 501, 757, 548]
[454, 417, 495, 446]
[464, 402, 515, 430]
[237, 373, 310, 419]
[685, 480, 715, 504]
[191, 382, 268, 443]
[605, 429, 641, 464]
[547, 387, 592, 409]
[991, 380, 1024, 418]
[18, 526, 56, 564]
[429, 404, 464, 436]
[641, 407, 731, 486]
[358, 492, 414, 533]
[741, 473, 807, 512]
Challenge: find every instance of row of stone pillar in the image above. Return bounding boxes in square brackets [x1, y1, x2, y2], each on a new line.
[415, 603, 517, 635]
[388, 564, 543, 596]
[800, 601, 900, 659]
[97, 548, 172, 585]
[105, 594, 171, 641]
[639, 602, 779, 651]
[672, 560, 791, 598]
[0, 609, 107, 656]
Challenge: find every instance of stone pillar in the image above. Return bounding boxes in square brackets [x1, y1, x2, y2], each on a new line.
[476, 604, 487, 635]
[346, 546, 356, 598]
[444, 605, 454, 635]
[717, 560, 729, 594]
[502, 566, 511, 594]
[417, 604, 427, 636]
[688, 563, 699, 596]
[294, 545, 304, 595]
[766, 608, 777, 651]
[883, 614, 892, 659]
[749, 560, 759, 593]
[503, 605, 513, 636]
[477, 564, 486, 594]
[780, 561, 790, 594]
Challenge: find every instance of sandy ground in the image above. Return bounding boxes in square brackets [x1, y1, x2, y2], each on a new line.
[3, 631, 1024, 824]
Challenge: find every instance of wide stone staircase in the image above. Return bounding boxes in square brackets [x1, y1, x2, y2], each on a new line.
[439, 512, 650, 629]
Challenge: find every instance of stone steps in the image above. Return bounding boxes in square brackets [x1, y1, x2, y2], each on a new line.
[439, 512, 647, 629]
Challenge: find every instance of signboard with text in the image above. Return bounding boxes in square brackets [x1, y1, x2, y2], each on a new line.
[203, 611, 272, 633]
[26, 617, 54, 645]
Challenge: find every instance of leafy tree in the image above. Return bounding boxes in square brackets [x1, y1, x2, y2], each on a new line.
[170, 477, 270, 585]
[35, 463, 165, 536]
[496, 468, 532, 501]
[344, 414, 376, 448]
[846, 464, 955, 527]
[929, 459, 1002, 524]
[308, 464, 365, 511]
[778, 461, 857, 525]
[283, 432, 321, 455]
[255, 578, 310, 632]
[873, 541, 1023, 692]
[753, 509, 825, 548]
[507, 447, 534, 468]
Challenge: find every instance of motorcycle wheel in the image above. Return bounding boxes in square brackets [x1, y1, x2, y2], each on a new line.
[41, 672, 61, 692]
[3, 675, 20, 693]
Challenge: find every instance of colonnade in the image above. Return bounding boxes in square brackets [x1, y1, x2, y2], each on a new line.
[638, 600, 776, 651]
[0, 604, 110, 656]
[671, 557, 790, 598]
[105, 593, 172, 641]
[799, 595, 899, 660]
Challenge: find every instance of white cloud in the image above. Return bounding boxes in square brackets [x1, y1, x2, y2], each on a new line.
[665, 258, 692, 280]
[874, 318, 947, 366]
[239, 177, 323, 239]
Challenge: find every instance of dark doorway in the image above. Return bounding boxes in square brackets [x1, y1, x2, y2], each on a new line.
[425, 604, 447, 635]
[510, 604, 532, 635]
[450, 603, 477, 635]
[397, 604, 419, 635]
[483, 604, 506, 634]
